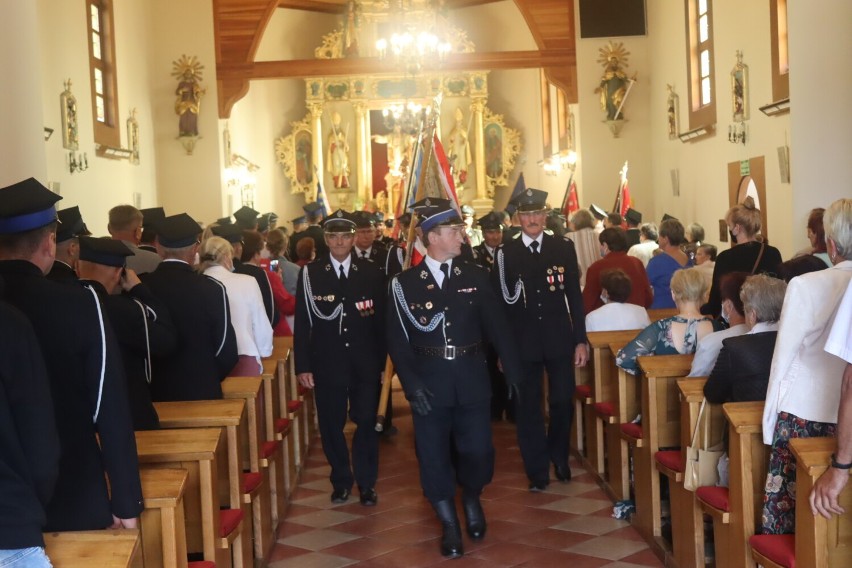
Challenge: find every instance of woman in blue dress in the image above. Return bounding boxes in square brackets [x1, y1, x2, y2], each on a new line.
[617, 267, 723, 375]
[646, 218, 693, 309]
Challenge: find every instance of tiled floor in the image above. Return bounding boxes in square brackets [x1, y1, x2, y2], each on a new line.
[270, 387, 663, 567]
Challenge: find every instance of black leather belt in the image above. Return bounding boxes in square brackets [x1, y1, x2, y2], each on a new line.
[412, 342, 483, 360]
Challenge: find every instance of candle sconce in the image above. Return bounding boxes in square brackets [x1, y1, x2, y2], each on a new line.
[728, 121, 747, 145]
[68, 151, 88, 174]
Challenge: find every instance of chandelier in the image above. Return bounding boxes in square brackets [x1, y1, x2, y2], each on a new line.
[375, 0, 452, 75]
[382, 101, 430, 134]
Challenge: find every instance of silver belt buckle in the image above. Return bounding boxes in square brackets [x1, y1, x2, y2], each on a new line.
[443, 345, 456, 360]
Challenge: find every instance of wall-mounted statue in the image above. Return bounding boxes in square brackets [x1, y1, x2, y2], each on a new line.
[445, 107, 471, 188]
[326, 111, 350, 188]
[172, 54, 206, 140]
[595, 41, 637, 137]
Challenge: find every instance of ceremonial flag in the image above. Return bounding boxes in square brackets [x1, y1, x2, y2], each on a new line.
[505, 172, 526, 214]
[563, 178, 579, 217]
[432, 132, 462, 216]
[619, 179, 631, 219]
[316, 174, 331, 217]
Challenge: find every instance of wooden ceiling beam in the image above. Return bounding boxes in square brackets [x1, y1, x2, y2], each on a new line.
[217, 48, 574, 81]
[276, 0, 500, 13]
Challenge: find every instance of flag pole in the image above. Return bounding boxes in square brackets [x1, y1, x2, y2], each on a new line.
[560, 170, 576, 213]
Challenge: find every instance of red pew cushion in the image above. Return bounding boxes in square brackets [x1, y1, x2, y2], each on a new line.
[188, 562, 216, 568]
[287, 400, 303, 413]
[219, 508, 244, 538]
[621, 422, 643, 439]
[696, 486, 730, 512]
[575, 384, 592, 399]
[749, 534, 795, 568]
[655, 450, 684, 473]
[593, 401, 615, 417]
[261, 441, 279, 459]
[275, 418, 291, 433]
[243, 472, 262, 494]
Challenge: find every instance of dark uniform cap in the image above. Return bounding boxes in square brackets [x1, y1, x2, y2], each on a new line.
[211, 223, 244, 245]
[411, 198, 462, 232]
[233, 206, 259, 226]
[156, 213, 202, 248]
[216, 216, 234, 226]
[291, 214, 307, 225]
[397, 212, 412, 226]
[625, 208, 642, 225]
[321, 209, 356, 233]
[303, 202, 322, 215]
[0, 178, 62, 234]
[78, 236, 133, 267]
[511, 188, 549, 212]
[352, 211, 374, 229]
[56, 206, 91, 242]
[372, 212, 384, 224]
[257, 212, 278, 233]
[590, 204, 607, 220]
[662, 213, 679, 222]
[383, 219, 394, 229]
[477, 211, 504, 231]
[140, 207, 166, 227]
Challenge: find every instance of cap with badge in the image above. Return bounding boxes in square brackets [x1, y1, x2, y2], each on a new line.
[477, 211, 504, 231]
[233, 206, 259, 228]
[511, 188, 549, 213]
[211, 224, 244, 245]
[625, 208, 642, 226]
[0, 178, 62, 235]
[322, 209, 356, 233]
[661, 213, 679, 222]
[352, 211, 374, 229]
[56, 206, 92, 243]
[291, 214, 307, 225]
[156, 213, 202, 248]
[78, 236, 133, 267]
[590, 204, 607, 220]
[257, 212, 278, 233]
[216, 216, 233, 226]
[141, 207, 166, 228]
[303, 202, 322, 216]
[397, 212, 412, 227]
[411, 198, 462, 231]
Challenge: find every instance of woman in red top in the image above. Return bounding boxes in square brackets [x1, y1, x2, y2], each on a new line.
[582, 227, 653, 314]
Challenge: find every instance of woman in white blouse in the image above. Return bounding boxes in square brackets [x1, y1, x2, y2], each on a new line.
[199, 236, 273, 375]
[761, 198, 852, 534]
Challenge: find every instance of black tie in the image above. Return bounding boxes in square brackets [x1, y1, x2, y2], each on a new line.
[338, 264, 347, 284]
[440, 263, 450, 291]
[530, 240, 540, 254]
[360, 250, 368, 258]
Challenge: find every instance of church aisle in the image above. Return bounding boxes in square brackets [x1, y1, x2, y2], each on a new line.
[269, 389, 662, 568]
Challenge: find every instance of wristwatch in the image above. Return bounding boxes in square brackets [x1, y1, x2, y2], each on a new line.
[830, 453, 852, 470]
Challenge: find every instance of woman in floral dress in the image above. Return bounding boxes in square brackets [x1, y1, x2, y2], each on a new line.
[616, 267, 722, 375]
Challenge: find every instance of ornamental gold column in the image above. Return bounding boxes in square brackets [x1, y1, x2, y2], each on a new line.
[354, 102, 369, 204]
[470, 98, 493, 215]
[308, 103, 324, 200]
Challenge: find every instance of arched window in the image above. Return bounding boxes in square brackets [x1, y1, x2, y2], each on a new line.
[685, 0, 716, 130]
[87, 0, 120, 149]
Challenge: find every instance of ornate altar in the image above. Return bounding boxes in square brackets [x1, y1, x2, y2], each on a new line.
[274, 0, 521, 217]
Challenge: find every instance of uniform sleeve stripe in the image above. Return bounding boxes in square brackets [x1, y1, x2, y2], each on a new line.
[207, 276, 230, 357]
[84, 285, 107, 423]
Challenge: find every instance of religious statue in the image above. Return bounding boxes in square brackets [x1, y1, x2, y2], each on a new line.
[666, 84, 679, 140]
[445, 107, 472, 187]
[372, 124, 412, 176]
[60, 79, 79, 151]
[342, 0, 361, 57]
[172, 54, 206, 138]
[326, 111, 350, 188]
[595, 41, 635, 121]
[127, 108, 140, 165]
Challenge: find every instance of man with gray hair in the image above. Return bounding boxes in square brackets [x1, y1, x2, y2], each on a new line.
[108, 204, 161, 275]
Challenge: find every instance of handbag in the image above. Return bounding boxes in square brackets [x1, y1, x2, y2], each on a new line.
[683, 398, 724, 491]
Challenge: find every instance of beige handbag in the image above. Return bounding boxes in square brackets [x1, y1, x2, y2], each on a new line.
[684, 398, 724, 491]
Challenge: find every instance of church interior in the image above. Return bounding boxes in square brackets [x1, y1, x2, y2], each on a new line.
[2, 1, 852, 567]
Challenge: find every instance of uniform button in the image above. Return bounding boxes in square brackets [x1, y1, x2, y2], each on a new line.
[447, 339, 453, 343]
[345, 343, 350, 347]
[446, 322, 451, 326]
[343, 328, 348, 332]
[343, 312, 347, 316]
[444, 307, 449, 311]
[538, 316, 542, 320]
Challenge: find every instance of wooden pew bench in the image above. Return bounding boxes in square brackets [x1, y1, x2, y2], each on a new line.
[44, 529, 142, 568]
[140, 468, 189, 568]
[136, 428, 228, 568]
[633, 353, 694, 555]
[750, 437, 852, 568]
[152, 402, 253, 568]
[695, 401, 767, 568]
[261, 357, 298, 505]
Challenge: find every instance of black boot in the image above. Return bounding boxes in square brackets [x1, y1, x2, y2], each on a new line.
[462, 492, 487, 540]
[432, 500, 464, 558]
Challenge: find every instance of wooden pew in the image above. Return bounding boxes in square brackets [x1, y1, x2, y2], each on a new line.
[44, 529, 142, 568]
[261, 357, 298, 506]
[585, 330, 641, 478]
[572, 362, 592, 459]
[604, 338, 637, 501]
[153, 401, 253, 568]
[135, 428, 227, 568]
[749, 437, 852, 568]
[222, 376, 275, 559]
[140, 468, 189, 568]
[633, 354, 694, 551]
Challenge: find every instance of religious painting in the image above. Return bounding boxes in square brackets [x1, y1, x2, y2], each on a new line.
[275, 115, 314, 195]
[60, 79, 79, 150]
[325, 81, 349, 100]
[443, 76, 469, 97]
[731, 50, 749, 121]
[540, 70, 552, 156]
[556, 88, 574, 151]
[666, 84, 679, 140]
[483, 107, 521, 197]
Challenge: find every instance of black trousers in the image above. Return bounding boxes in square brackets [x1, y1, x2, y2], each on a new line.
[411, 400, 494, 503]
[314, 371, 380, 491]
[514, 355, 576, 483]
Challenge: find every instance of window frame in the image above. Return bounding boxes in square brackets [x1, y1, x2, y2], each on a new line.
[769, 0, 790, 103]
[86, 0, 121, 150]
[684, 0, 716, 131]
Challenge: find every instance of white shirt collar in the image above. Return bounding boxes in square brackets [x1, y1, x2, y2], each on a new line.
[330, 254, 352, 277]
[485, 244, 495, 256]
[749, 321, 779, 334]
[354, 245, 372, 258]
[521, 232, 543, 248]
[424, 255, 452, 286]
